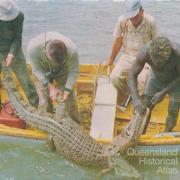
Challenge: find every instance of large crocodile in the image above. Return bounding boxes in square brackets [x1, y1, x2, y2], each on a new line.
[1, 62, 149, 178]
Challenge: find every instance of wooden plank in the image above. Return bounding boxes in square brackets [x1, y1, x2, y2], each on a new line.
[90, 77, 117, 142]
[94, 77, 117, 105]
[90, 105, 116, 141]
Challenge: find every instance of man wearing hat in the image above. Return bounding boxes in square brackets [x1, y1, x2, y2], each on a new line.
[27, 32, 80, 123]
[128, 36, 180, 132]
[0, 0, 38, 107]
[105, 0, 158, 108]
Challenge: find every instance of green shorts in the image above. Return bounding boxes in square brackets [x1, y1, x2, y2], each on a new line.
[144, 71, 180, 102]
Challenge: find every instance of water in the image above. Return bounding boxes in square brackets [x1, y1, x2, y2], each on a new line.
[1, 136, 180, 180]
[0, 136, 99, 180]
[16, 0, 180, 63]
[1, 0, 180, 179]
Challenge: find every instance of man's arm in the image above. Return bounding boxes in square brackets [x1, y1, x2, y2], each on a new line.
[151, 16, 159, 39]
[10, 12, 24, 55]
[58, 52, 79, 102]
[128, 46, 148, 114]
[65, 52, 79, 92]
[105, 37, 123, 66]
[6, 12, 24, 66]
[28, 49, 49, 86]
[105, 16, 126, 67]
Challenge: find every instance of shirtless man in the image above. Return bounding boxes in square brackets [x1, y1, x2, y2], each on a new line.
[128, 37, 180, 132]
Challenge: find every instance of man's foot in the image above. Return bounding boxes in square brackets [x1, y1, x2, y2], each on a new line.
[116, 105, 127, 112]
[117, 94, 131, 112]
[121, 94, 131, 107]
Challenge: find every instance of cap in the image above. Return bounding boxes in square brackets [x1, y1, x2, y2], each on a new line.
[0, 0, 19, 21]
[124, 0, 142, 18]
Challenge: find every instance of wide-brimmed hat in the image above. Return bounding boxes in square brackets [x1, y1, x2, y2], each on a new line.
[0, 0, 19, 21]
[149, 37, 172, 66]
[124, 0, 142, 18]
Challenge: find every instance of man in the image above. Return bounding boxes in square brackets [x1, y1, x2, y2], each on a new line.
[0, 0, 39, 107]
[128, 37, 180, 132]
[105, 0, 158, 107]
[27, 32, 80, 123]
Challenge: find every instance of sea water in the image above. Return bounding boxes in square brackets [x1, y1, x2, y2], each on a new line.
[17, 0, 180, 64]
[0, 136, 180, 180]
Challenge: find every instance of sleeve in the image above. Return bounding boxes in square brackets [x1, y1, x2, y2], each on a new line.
[28, 48, 49, 85]
[64, 52, 79, 91]
[151, 17, 159, 39]
[9, 12, 24, 55]
[113, 16, 126, 38]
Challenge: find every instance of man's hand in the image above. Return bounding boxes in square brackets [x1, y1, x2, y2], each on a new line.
[49, 84, 59, 101]
[133, 98, 146, 115]
[151, 91, 166, 106]
[6, 54, 14, 67]
[60, 91, 70, 102]
[104, 59, 113, 69]
[104, 37, 122, 69]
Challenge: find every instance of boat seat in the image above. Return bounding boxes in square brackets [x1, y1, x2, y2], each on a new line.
[90, 76, 117, 142]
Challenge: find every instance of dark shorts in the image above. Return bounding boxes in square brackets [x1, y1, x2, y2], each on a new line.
[144, 71, 180, 102]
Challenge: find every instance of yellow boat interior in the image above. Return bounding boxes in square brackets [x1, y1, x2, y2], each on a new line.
[0, 64, 180, 146]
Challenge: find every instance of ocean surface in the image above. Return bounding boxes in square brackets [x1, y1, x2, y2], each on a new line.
[1, 0, 180, 179]
[1, 136, 180, 180]
[17, 0, 180, 63]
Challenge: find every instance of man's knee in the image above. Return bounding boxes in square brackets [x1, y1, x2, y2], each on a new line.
[165, 101, 179, 131]
[142, 96, 153, 108]
[167, 101, 179, 121]
[111, 75, 128, 92]
[110, 70, 117, 81]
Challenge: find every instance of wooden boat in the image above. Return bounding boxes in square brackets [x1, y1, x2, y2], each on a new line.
[0, 64, 180, 148]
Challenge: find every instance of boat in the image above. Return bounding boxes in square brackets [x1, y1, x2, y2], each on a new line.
[0, 63, 180, 148]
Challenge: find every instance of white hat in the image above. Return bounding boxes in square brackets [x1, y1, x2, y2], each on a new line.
[0, 0, 19, 21]
[124, 0, 142, 18]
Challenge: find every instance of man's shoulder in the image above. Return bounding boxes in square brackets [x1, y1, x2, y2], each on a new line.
[115, 15, 130, 33]
[27, 34, 45, 51]
[45, 32, 77, 53]
[12, 11, 24, 22]
[116, 15, 127, 24]
[27, 32, 72, 50]
[144, 13, 156, 24]
[18, 11, 24, 17]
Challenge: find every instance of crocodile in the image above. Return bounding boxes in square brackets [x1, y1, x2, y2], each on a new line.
[1, 61, 150, 178]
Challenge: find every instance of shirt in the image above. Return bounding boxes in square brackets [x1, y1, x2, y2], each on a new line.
[113, 13, 158, 57]
[0, 11, 24, 55]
